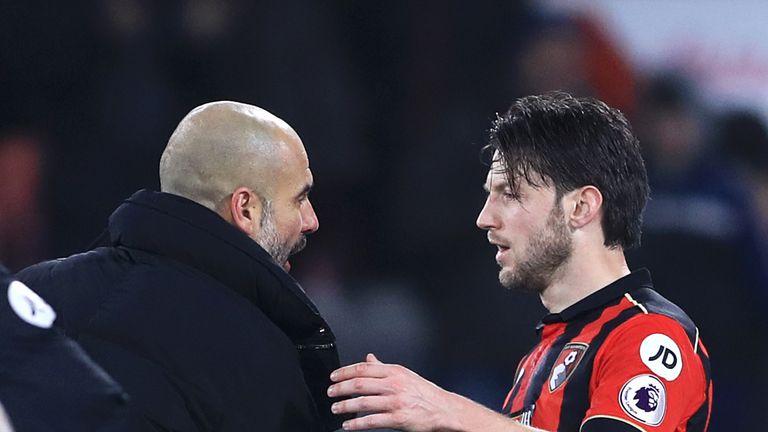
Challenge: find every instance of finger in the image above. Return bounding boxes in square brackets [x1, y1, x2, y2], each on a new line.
[331, 395, 390, 415]
[330, 361, 391, 382]
[366, 353, 382, 364]
[343, 413, 401, 431]
[328, 377, 387, 398]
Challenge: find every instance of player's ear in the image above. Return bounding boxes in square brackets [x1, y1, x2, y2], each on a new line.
[565, 185, 603, 229]
[227, 187, 263, 236]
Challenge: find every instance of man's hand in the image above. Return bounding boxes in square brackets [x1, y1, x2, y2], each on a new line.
[328, 354, 463, 431]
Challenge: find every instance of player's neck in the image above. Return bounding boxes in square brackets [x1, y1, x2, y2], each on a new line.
[540, 246, 630, 314]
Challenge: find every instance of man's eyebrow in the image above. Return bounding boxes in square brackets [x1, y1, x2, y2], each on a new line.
[297, 183, 313, 198]
[487, 178, 513, 191]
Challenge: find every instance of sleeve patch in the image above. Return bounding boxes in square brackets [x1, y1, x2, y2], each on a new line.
[639, 333, 682, 381]
[619, 374, 666, 426]
[7, 280, 57, 328]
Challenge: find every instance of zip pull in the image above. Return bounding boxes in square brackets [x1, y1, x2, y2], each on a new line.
[296, 342, 336, 351]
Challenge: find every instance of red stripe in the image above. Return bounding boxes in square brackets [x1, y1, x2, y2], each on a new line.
[502, 388, 514, 412]
[697, 339, 712, 431]
[699, 340, 710, 357]
[704, 377, 713, 431]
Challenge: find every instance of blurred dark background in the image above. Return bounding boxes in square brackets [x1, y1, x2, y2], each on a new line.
[1, 1, 766, 430]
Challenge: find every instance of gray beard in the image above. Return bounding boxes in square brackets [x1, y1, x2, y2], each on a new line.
[254, 209, 306, 267]
[499, 204, 573, 294]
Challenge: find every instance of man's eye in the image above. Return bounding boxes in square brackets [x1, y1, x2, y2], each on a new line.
[503, 191, 522, 201]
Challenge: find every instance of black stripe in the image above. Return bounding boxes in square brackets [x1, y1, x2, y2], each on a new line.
[559, 306, 643, 430]
[580, 417, 643, 432]
[685, 348, 712, 431]
[522, 309, 602, 411]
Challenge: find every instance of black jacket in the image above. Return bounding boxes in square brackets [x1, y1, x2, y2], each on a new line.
[17, 190, 345, 432]
[0, 265, 144, 431]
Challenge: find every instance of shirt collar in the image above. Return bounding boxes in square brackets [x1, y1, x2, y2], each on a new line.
[540, 268, 653, 325]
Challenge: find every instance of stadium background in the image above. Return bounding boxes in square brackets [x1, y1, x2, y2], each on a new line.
[1, 1, 766, 430]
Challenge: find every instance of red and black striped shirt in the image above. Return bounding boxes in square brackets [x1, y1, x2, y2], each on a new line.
[502, 269, 712, 431]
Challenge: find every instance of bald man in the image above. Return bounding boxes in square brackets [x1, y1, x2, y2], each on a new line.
[17, 102, 346, 432]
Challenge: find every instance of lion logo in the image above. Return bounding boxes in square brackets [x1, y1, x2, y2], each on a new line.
[633, 384, 660, 412]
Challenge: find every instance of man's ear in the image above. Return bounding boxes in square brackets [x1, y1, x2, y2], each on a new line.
[227, 187, 263, 236]
[565, 185, 603, 229]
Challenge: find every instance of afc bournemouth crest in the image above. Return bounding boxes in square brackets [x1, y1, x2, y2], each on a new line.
[548, 342, 589, 392]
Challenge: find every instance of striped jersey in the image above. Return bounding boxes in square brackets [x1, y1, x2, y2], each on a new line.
[502, 269, 712, 431]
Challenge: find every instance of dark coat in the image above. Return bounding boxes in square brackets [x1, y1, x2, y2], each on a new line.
[0, 266, 145, 431]
[17, 190, 345, 432]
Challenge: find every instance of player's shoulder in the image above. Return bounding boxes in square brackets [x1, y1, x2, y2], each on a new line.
[597, 286, 709, 374]
[607, 307, 699, 363]
[598, 292, 706, 384]
[622, 287, 699, 347]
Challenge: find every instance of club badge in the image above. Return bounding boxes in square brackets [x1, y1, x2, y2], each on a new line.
[548, 342, 588, 392]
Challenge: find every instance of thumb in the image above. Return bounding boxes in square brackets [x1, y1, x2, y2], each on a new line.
[366, 353, 382, 364]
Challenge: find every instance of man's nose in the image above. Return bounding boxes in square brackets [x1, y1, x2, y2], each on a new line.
[476, 198, 497, 231]
[302, 200, 319, 234]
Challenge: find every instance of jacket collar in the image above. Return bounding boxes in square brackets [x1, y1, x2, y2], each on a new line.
[109, 190, 347, 431]
[540, 268, 653, 325]
[108, 189, 332, 344]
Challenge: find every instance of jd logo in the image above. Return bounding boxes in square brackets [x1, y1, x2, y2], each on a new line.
[648, 345, 678, 370]
[640, 334, 682, 381]
[548, 342, 588, 392]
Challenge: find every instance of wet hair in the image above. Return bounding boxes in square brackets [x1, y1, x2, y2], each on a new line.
[485, 91, 649, 249]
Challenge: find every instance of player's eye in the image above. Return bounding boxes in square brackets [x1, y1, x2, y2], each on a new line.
[503, 190, 522, 202]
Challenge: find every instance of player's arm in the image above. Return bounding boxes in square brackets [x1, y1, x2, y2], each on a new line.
[328, 354, 548, 432]
[579, 315, 708, 432]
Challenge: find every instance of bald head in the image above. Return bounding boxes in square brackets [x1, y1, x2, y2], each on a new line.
[159, 101, 305, 211]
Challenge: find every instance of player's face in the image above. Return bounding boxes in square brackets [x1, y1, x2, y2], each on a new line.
[253, 137, 319, 272]
[476, 159, 572, 293]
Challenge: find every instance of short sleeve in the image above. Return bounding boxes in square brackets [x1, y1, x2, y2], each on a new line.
[580, 313, 706, 431]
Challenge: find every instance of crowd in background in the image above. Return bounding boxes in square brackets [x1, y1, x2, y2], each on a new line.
[1, 1, 766, 430]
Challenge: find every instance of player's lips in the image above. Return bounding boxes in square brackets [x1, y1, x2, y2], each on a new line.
[495, 245, 510, 263]
[487, 234, 511, 263]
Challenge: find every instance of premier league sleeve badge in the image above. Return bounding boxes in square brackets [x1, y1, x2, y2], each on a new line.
[619, 374, 667, 426]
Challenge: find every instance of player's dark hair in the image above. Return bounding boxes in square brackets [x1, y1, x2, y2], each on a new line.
[485, 91, 649, 249]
